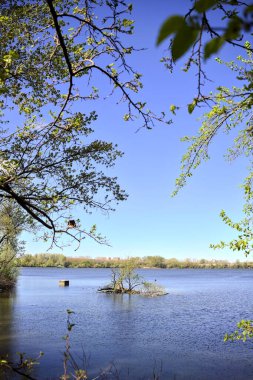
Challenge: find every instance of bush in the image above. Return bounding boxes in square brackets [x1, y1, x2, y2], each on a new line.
[140, 281, 167, 297]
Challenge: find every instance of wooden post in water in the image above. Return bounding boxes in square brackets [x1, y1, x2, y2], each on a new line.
[59, 280, 69, 287]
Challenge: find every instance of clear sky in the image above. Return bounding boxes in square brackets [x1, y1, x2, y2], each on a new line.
[23, 0, 250, 261]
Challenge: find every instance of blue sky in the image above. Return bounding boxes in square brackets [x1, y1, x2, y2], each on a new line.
[23, 0, 250, 261]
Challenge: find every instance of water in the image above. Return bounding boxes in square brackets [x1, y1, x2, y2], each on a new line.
[1, 268, 253, 379]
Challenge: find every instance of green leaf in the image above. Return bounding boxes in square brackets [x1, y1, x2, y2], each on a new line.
[122, 19, 134, 28]
[66, 309, 75, 314]
[172, 25, 199, 61]
[224, 17, 242, 40]
[195, 0, 218, 12]
[170, 104, 177, 115]
[67, 323, 76, 331]
[204, 37, 225, 59]
[244, 5, 253, 15]
[188, 102, 196, 114]
[156, 16, 185, 45]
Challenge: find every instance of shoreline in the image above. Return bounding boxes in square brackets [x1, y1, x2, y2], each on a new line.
[17, 265, 253, 270]
[17, 254, 253, 270]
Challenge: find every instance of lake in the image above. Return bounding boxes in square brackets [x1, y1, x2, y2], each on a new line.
[0, 268, 253, 379]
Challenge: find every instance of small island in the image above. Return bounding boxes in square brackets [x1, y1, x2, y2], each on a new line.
[98, 261, 168, 297]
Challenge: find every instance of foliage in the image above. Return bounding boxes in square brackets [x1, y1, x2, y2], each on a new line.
[0, 0, 164, 126]
[158, 3, 253, 342]
[143, 255, 167, 268]
[157, 1, 253, 258]
[224, 320, 253, 342]
[0, 0, 168, 249]
[19, 253, 67, 267]
[61, 310, 88, 380]
[157, 1, 253, 61]
[0, 310, 88, 380]
[98, 259, 167, 296]
[109, 259, 143, 292]
[0, 351, 44, 380]
[173, 46, 253, 257]
[0, 200, 34, 290]
[18, 253, 253, 269]
[140, 281, 166, 297]
[0, 111, 127, 249]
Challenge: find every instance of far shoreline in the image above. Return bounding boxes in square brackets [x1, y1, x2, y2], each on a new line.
[18, 266, 253, 269]
[17, 253, 253, 270]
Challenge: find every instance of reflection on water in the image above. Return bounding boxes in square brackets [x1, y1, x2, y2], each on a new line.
[1, 268, 253, 379]
[111, 292, 134, 309]
[0, 290, 16, 357]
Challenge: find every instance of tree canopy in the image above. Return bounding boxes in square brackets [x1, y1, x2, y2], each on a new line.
[0, 0, 167, 248]
[157, 0, 253, 62]
[0, 0, 252, 255]
[0, 200, 34, 289]
[157, 1, 253, 257]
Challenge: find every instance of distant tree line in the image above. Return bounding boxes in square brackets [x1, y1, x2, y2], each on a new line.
[17, 254, 253, 269]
